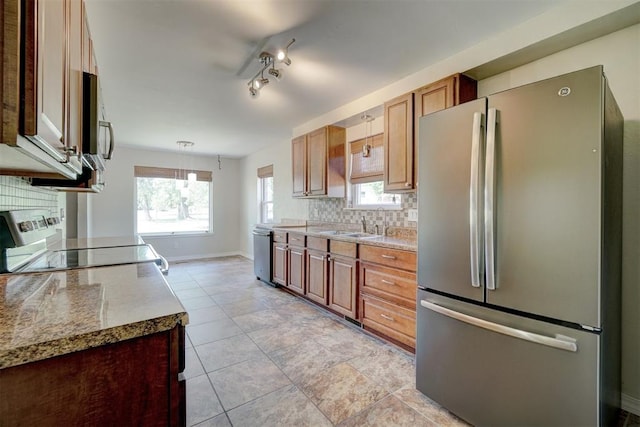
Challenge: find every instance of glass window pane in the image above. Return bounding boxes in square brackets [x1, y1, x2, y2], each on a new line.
[136, 177, 211, 234]
[353, 181, 400, 207]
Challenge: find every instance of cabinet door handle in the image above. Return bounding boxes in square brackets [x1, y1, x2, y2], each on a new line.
[405, 182, 411, 187]
[380, 313, 395, 322]
[100, 120, 115, 160]
[381, 279, 396, 286]
[380, 254, 396, 260]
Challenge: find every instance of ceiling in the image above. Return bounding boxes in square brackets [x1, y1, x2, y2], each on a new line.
[84, 0, 564, 158]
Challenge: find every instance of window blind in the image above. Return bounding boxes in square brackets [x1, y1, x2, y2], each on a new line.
[134, 166, 212, 182]
[257, 164, 273, 178]
[349, 133, 383, 184]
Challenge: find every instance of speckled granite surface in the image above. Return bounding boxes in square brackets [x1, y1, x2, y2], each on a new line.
[0, 263, 188, 369]
[265, 224, 417, 252]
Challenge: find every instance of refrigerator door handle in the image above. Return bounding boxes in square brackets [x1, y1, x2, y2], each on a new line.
[469, 112, 484, 288]
[420, 300, 578, 352]
[485, 108, 498, 290]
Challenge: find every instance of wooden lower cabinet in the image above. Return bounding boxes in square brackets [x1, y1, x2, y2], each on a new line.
[272, 242, 287, 286]
[359, 243, 417, 350]
[0, 324, 186, 426]
[328, 254, 358, 319]
[306, 249, 329, 305]
[360, 293, 416, 349]
[287, 244, 306, 295]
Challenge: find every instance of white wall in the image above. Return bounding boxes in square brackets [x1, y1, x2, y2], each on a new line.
[478, 23, 640, 413]
[89, 146, 242, 261]
[239, 138, 309, 258]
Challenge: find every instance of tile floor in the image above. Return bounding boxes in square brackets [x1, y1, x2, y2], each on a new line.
[168, 256, 467, 427]
[168, 256, 640, 427]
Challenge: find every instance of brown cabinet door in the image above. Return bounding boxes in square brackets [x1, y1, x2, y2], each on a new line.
[287, 246, 306, 295]
[384, 92, 414, 192]
[328, 255, 357, 319]
[273, 243, 287, 286]
[291, 135, 307, 197]
[306, 249, 328, 305]
[32, 0, 67, 154]
[67, 0, 83, 158]
[306, 127, 327, 196]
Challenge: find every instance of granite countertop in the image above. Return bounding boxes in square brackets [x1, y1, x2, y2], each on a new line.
[262, 223, 417, 252]
[46, 235, 146, 251]
[0, 263, 187, 369]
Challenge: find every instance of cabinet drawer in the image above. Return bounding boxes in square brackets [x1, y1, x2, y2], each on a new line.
[330, 240, 356, 258]
[360, 294, 416, 348]
[359, 245, 416, 271]
[360, 262, 416, 307]
[273, 230, 287, 243]
[307, 236, 328, 251]
[288, 233, 306, 247]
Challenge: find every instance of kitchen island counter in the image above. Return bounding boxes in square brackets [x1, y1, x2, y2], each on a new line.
[0, 262, 187, 369]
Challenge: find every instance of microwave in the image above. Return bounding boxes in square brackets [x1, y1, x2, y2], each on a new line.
[82, 72, 114, 171]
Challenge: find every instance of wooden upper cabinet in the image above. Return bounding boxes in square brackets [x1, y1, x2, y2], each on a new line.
[384, 92, 414, 192]
[414, 73, 477, 147]
[307, 127, 328, 196]
[383, 73, 477, 193]
[20, 0, 83, 172]
[291, 135, 307, 197]
[67, 0, 84, 159]
[291, 125, 345, 198]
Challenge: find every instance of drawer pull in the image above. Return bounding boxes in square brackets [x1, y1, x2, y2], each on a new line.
[380, 313, 395, 322]
[381, 254, 397, 260]
[381, 279, 396, 286]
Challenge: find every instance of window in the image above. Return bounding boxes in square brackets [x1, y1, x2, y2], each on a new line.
[348, 134, 400, 209]
[258, 165, 274, 223]
[134, 166, 212, 235]
[352, 181, 401, 208]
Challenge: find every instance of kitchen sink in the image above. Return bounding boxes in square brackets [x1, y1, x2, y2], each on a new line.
[316, 230, 380, 239]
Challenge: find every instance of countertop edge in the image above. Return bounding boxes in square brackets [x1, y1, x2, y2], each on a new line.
[0, 312, 187, 369]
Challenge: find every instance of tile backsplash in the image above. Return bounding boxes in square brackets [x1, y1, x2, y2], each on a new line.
[0, 176, 59, 212]
[308, 193, 418, 228]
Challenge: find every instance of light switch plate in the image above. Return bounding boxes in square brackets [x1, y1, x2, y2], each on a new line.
[408, 209, 418, 222]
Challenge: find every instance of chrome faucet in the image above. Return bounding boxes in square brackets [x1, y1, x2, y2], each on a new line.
[377, 207, 389, 236]
[360, 216, 367, 233]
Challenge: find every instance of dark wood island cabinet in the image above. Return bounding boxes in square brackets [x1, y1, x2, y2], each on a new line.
[0, 263, 188, 426]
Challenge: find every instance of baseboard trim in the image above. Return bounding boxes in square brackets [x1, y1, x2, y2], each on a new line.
[622, 393, 640, 416]
[165, 251, 247, 263]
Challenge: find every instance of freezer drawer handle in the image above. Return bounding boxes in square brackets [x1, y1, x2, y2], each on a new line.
[420, 300, 578, 353]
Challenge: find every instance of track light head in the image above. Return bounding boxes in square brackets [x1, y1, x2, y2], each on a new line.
[249, 86, 259, 99]
[268, 67, 283, 81]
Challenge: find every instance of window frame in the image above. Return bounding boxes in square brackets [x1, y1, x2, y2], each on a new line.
[259, 176, 274, 223]
[350, 181, 402, 210]
[257, 165, 274, 223]
[133, 166, 214, 237]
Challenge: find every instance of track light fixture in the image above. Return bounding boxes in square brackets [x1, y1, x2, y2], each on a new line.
[247, 38, 295, 98]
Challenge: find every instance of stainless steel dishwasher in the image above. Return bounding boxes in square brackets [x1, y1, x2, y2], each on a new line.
[252, 226, 274, 286]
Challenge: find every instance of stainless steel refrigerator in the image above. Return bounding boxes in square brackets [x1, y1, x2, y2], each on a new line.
[416, 66, 623, 426]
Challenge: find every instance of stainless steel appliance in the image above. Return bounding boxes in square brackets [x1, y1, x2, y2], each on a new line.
[0, 210, 167, 274]
[82, 72, 114, 171]
[253, 226, 274, 286]
[416, 66, 622, 426]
